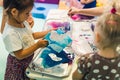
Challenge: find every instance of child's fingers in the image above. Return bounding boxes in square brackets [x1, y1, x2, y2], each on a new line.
[52, 28, 58, 30]
[37, 39, 49, 47]
[68, 8, 75, 17]
[68, 8, 73, 16]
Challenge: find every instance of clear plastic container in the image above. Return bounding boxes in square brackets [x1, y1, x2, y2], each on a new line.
[43, 18, 73, 37]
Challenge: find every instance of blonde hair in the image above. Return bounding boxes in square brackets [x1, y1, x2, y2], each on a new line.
[96, 0, 120, 53]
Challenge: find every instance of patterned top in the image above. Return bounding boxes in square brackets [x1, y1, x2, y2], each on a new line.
[77, 53, 120, 80]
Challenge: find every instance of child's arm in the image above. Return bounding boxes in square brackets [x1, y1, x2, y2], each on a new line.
[1, 9, 7, 33]
[32, 30, 51, 39]
[72, 69, 84, 80]
[68, 7, 103, 17]
[14, 39, 48, 60]
[81, 0, 95, 4]
[32, 28, 57, 39]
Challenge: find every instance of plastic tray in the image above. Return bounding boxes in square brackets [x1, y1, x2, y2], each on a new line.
[26, 47, 74, 78]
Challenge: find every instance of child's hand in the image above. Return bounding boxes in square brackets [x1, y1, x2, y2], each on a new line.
[48, 28, 58, 32]
[81, 0, 94, 4]
[37, 39, 49, 48]
[68, 7, 80, 17]
[27, 14, 34, 28]
[51, 28, 58, 31]
[80, 0, 86, 4]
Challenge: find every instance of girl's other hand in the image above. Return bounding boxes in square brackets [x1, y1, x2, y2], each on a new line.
[27, 14, 34, 28]
[37, 39, 49, 48]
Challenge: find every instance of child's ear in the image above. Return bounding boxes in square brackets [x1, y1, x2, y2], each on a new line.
[95, 32, 101, 43]
[11, 8, 18, 16]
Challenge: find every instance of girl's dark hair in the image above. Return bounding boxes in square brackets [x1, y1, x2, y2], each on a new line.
[3, 0, 10, 9]
[3, 0, 34, 15]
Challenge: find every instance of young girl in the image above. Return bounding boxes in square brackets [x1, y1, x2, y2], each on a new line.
[1, 2, 34, 33]
[72, 0, 120, 80]
[2, 0, 55, 80]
